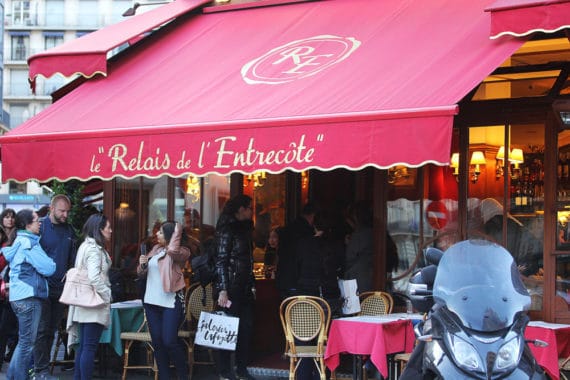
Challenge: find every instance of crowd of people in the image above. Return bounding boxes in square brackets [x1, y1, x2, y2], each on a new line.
[0, 193, 409, 380]
[0, 195, 116, 380]
[0, 192, 542, 380]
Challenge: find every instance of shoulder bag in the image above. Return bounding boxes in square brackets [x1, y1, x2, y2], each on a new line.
[59, 253, 105, 308]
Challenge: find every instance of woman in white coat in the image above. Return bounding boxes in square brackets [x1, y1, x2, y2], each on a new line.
[66, 214, 112, 380]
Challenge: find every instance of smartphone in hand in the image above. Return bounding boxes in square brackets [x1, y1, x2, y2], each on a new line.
[140, 244, 148, 269]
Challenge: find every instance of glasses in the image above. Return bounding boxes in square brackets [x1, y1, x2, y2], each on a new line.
[32, 219, 41, 224]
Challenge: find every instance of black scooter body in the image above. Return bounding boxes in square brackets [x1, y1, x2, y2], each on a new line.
[402, 240, 546, 380]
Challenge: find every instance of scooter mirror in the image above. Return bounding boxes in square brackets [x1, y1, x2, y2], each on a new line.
[528, 339, 548, 348]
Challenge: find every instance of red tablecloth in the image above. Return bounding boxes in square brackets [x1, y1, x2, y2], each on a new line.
[526, 323, 570, 380]
[324, 317, 415, 378]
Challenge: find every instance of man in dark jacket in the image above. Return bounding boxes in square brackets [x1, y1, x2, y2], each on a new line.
[214, 194, 256, 380]
[275, 203, 317, 299]
[34, 194, 76, 379]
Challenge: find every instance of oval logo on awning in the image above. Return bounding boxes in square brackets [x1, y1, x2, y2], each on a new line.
[242, 35, 361, 85]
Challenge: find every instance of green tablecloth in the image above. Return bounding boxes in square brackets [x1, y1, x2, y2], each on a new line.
[99, 304, 144, 356]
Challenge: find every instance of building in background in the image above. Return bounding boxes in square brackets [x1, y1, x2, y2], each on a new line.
[0, 0, 131, 210]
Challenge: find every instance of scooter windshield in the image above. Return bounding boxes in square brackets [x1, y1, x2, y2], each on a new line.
[433, 240, 531, 332]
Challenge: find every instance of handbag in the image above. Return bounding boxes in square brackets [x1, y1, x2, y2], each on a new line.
[338, 278, 361, 315]
[195, 311, 239, 351]
[59, 267, 105, 308]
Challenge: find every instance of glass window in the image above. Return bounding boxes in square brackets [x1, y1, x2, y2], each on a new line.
[44, 35, 63, 50]
[111, 0, 131, 24]
[12, 0, 31, 25]
[557, 129, 570, 250]
[45, 0, 64, 26]
[78, 0, 99, 28]
[468, 124, 545, 310]
[242, 172, 286, 265]
[8, 181, 26, 194]
[556, 255, 570, 312]
[41, 74, 65, 96]
[11, 35, 29, 61]
[10, 69, 31, 97]
[175, 173, 230, 248]
[9, 104, 29, 128]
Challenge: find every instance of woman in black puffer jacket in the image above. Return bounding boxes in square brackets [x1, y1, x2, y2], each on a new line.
[213, 194, 256, 380]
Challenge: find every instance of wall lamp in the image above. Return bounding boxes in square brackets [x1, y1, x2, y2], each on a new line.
[495, 146, 524, 179]
[450, 153, 459, 179]
[122, 1, 171, 16]
[450, 151, 487, 183]
[470, 151, 486, 183]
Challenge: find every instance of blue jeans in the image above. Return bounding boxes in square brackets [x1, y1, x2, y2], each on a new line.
[73, 322, 104, 380]
[144, 295, 188, 380]
[7, 297, 43, 380]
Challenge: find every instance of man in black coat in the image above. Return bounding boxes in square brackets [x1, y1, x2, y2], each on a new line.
[275, 203, 317, 300]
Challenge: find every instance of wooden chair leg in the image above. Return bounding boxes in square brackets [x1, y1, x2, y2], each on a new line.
[289, 358, 295, 380]
[122, 340, 132, 380]
[318, 358, 326, 380]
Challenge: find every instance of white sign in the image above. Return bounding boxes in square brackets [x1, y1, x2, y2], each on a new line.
[195, 311, 239, 351]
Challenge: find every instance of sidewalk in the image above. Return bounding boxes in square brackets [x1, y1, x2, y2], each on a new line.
[0, 365, 283, 380]
[0, 357, 288, 380]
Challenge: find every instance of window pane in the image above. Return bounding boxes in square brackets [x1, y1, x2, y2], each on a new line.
[78, 0, 99, 27]
[468, 124, 545, 310]
[556, 255, 570, 312]
[45, 0, 64, 25]
[11, 36, 29, 60]
[10, 70, 30, 96]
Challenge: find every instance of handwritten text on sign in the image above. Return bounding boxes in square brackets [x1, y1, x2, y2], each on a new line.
[88, 134, 324, 174]
[195, 311, 239, 351]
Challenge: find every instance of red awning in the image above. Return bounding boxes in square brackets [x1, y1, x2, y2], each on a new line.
[27, 0, 210, 85]
[486, 0, 570, 39]
[0, 0, 524, 182]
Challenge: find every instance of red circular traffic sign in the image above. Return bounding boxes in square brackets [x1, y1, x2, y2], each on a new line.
[426, 201, 448, 230]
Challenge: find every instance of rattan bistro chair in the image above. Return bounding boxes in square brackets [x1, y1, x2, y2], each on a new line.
[120, 311, 158, 380]
[359, 291, 393, 316]
[178, 282, 216, 379]
[279, 295, 335, 380]
[358, 291, 394, 379]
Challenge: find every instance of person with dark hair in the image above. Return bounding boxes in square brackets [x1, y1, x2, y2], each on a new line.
[275, 202, 318, 300]
[137, 221, 190, 380]
[66, 213, 112, 380]
[1, 208, 17, 246]
[36, 206, 50, 219]
[263, 227, 280, 278]
[344, 201, 374, 293]
[2, 209, 55, 380]
[34, 194, 77, 379]
[213, 194, 256, 380]
[295, 212, 343, 380]
[0, 208, 20, 368]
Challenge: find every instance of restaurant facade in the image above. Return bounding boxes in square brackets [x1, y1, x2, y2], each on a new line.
[1, 0, 570, 355]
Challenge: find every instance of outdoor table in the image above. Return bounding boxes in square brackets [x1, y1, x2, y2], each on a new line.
[526, 320, 570, 380]
[324, 314, 416, 380]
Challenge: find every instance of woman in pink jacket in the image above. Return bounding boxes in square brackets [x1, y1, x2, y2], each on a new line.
[138, 221, 190, 379]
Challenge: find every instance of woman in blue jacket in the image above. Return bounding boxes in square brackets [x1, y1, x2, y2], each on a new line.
[3, 209, 55, 380]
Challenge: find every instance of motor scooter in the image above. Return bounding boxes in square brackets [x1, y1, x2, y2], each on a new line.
[401, 239, 547, 380]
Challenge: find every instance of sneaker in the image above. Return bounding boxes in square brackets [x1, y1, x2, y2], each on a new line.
[219, 372, 237, 380]
[61, 363, 74, 372]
